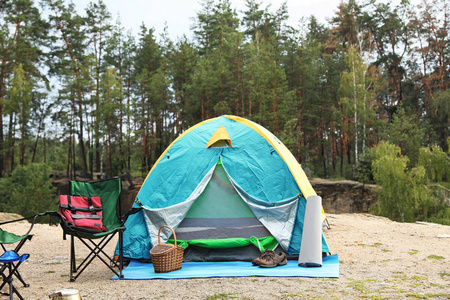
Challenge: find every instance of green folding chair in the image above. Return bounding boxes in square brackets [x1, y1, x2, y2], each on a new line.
[0, 215, 39, 299]
[61, 178, 126, 281]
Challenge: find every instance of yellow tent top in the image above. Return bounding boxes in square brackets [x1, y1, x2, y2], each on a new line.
[206, 125, 233, 148]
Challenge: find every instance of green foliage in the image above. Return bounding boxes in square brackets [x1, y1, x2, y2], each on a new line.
[418, 146, 449, 182]
[0, 0, 449, 184]
[425, 207, 450, 226]
[429, 90, 450, 152]
[386, 106, 425, 167]
[371, 142, 435, 222]
[356, 147, 376, 184]
[0, 163, 57, 218]
[417, 145, 450, 225]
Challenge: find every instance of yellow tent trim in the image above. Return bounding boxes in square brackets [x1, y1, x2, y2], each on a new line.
[206, 126, 233, 148]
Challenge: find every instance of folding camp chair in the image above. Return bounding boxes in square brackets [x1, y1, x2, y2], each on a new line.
[57, 178, 127, 282]
[0, 214, 39, 300]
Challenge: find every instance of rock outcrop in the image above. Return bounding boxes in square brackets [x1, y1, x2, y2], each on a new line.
[311, 178, 378, 214]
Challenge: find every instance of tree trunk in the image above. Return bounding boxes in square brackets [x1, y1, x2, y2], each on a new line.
[50, 0, 88, 175]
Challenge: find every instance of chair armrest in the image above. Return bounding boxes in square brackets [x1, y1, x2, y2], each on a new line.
[120, 207, 143, 225]
[0, 212, 50, 238]
[36, 211, 63, 223]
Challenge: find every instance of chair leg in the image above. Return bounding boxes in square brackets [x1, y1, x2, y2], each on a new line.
[11, 265, 29, 287]
[11, 262, 25, 300]
[70, 235, 76, 282]
[0, 239, 30, 288]
[1, 263, 28, 288]
[8, 268, 13, 300]
[68, 232, 124, 281]
[1, 262, 26, 300]
[119, 231, 124, 279]
[0, 267, 6, 291]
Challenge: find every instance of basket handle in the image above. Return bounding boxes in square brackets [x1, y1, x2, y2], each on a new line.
[157, 225, 177, 246]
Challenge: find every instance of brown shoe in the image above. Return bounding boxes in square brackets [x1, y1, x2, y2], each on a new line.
[259, 251, 287, 268]
[252, 249, 271, 266]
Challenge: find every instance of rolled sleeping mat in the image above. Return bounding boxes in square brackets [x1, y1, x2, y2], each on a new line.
[298, 195, 323, 267]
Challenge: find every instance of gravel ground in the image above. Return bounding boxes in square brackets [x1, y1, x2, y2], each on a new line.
[0, 213, 449, 299]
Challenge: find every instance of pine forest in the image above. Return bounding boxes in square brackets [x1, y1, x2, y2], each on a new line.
[0, 0, 449, 223]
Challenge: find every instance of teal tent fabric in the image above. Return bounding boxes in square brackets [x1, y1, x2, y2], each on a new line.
[122, 116, 329, 260]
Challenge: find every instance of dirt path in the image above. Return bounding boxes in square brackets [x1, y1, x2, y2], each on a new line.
[0, 213, 448, 299]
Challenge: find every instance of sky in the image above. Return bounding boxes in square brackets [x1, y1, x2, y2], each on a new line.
[74, 0, 344, 40]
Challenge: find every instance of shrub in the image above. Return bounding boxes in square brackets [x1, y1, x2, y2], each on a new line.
[418, 146, 449, 182]
[0, 163, 58, 218]
[356, 147, 376, 184]
[371, 142, 435, 222]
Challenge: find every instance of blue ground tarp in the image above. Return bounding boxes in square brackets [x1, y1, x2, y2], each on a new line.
[112, 254, 339, 280]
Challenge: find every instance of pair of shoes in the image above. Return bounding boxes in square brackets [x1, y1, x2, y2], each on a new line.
[259, 250, 287, 268]
[252, 250, 287, 268]
[252, 249, 271, 266]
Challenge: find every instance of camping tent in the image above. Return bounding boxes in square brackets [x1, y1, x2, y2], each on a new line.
[121, 115, 329, 261]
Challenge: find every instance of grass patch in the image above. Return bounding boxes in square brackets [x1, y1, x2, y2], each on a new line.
[347, 280, 367, 292]
[426, 293, 448, 298]
[427, 255, 445, 260]
[409, 249, 419, 255]
[46, 270, 56, 274]
[366, 242, 391, 252]
[392, 274, 408, 281]
[410, 275, 427, 281]
[407, 293, 427, 299]
[439, 272, 450, 278]
[206, 293, 237, 300]
[406, 292, 449, 299]
[409, 283, 423, 288]
[281, 292, 305, 298]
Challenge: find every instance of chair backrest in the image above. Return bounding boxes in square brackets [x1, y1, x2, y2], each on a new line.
[69, 178, 122, 230]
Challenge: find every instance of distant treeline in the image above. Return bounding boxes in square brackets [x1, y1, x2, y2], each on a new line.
[0, 0, 448, 180]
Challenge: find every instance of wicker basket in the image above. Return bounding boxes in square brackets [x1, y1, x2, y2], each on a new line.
[150, 225, 185, 273]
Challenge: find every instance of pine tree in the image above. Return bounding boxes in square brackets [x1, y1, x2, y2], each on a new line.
[386, 106, 425, 167]
[409, 0, 449, 151]
[134, 26, 166, 172]
[169, 38, 199, 129]
[0, 0, 50, 175]
[104, 20, 137, 172]
[6, 64, 31, 166]
[99, 67, 122, 176]
[46, 0, 90, 176]
[359, 1, 412, 115]
[85, 0, 112, 174]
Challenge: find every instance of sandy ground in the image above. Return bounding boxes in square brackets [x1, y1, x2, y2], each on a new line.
[0, 213, 449, 300]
